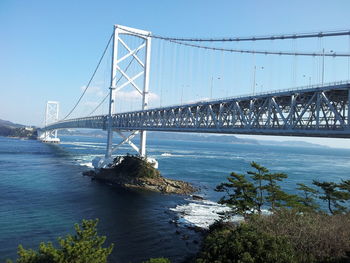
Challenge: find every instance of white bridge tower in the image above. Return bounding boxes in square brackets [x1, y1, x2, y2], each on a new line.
[94, 25, 155, 168]
[40, 101, 60, 143]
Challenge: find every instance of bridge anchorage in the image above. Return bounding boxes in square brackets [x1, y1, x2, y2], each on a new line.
[40, 25, 350, 168]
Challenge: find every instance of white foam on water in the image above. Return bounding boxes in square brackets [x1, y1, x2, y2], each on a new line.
[79, 162, 94, 168]
[170, 199, 244, 229]
[60, 141, 106, 149]
[72, 154, 105, 168]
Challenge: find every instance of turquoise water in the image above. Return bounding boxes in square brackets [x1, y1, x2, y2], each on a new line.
[1, 135, 350, 262]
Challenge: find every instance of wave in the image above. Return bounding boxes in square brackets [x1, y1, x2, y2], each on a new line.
[79, 162, 94, 168]
[60, 142, 106, 149]
[169, 199, 275, 229]
[169, 198, 240, 229]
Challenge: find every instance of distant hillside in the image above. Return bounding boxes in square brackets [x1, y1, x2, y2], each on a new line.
[258, 139, 328, 148]
[0, 119, 37, 139]
[147, 132, 260, 145]
[58, 129, 327, 148]
[0, 119, 25, 128]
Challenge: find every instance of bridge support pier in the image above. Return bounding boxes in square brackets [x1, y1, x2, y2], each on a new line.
[140, 131, 147, 157]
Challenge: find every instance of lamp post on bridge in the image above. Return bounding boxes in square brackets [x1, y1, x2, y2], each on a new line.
[252, 66, 264, 95]
[181, 84, 189, 104]
[321, 49, 334, 85]
[303, 74, 312, 87]
[210, 76, 221, 100]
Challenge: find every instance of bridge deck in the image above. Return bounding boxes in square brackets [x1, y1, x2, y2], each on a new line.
[43, 82, 350, 138]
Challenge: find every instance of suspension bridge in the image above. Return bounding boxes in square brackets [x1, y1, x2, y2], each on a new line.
[39, 25, 350, 167]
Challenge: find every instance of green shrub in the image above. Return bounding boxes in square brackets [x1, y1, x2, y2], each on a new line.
[250, 210, 350, 263]
[8, 219, 113, 263]
[196, 222, 296, 263]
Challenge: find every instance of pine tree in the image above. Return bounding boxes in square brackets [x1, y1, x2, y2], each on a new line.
[247, 162, 269, 213]
[296, 183, 319, 212]
[263, 172, 289, 210]
[216, 172, 257, 217]
[313, 180, 350, 214]
[339, 179, 350, 192]
[216, 162, 293, 216]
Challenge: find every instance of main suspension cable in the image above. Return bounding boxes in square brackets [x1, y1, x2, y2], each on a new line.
[120, 27, 350, 57]
[120, 27, 350, 42]
[62, 32, 114, 120]
[169, 40, 350, 57]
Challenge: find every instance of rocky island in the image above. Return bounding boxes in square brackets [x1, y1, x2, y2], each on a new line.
[83, 155, 196, 195]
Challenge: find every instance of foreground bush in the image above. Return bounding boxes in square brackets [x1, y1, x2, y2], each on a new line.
[195, 211, 350, 263]
[201, 159, 350, 263]
[8, 219, 113, 263]
[251, 210, 350, 263]
[8, 218, 173, 263]
[195, 222, 296, 263]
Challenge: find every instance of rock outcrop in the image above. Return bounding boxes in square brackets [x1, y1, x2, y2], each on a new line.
[83, 155, 195, 195]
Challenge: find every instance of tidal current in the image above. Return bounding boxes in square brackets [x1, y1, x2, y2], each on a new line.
[1, 135, 350, 262]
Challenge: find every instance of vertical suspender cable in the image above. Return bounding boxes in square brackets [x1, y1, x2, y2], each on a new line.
[268, 40, 274, 91]
[196, 44, 202, 101]
[251, 53, 256, 94]
[219, 50, 224, 98]
[170, 42, 177, 106]
[188, 42, 194, 100]
[157, 39, 164, 107]
[348, 35, 350, 79]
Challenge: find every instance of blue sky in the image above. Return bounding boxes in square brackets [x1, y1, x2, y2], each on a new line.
[1, 0, 350, 147]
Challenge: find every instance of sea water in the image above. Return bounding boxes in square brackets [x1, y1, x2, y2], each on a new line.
[0, 135, 350, 262]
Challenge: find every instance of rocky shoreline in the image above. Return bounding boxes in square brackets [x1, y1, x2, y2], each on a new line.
[83, 155, 196, 195]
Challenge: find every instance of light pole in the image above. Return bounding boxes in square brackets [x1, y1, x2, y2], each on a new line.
[322, 48, 325, 85]
[321, 49, 334, 85]
[210, 76, 221, 99]
[253, 66, 264, 95]
[303, 75, 311, 87]
[180, 84, 189, 104]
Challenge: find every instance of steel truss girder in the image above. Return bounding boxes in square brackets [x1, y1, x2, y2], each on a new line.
[43, 83, 350, 138]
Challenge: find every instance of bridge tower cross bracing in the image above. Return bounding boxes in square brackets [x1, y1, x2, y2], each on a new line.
[105, 25, 152, 159]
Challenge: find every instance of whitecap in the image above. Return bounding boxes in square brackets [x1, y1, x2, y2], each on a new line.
[169, 199, 243, 229]
[79, 162, 94, 168]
